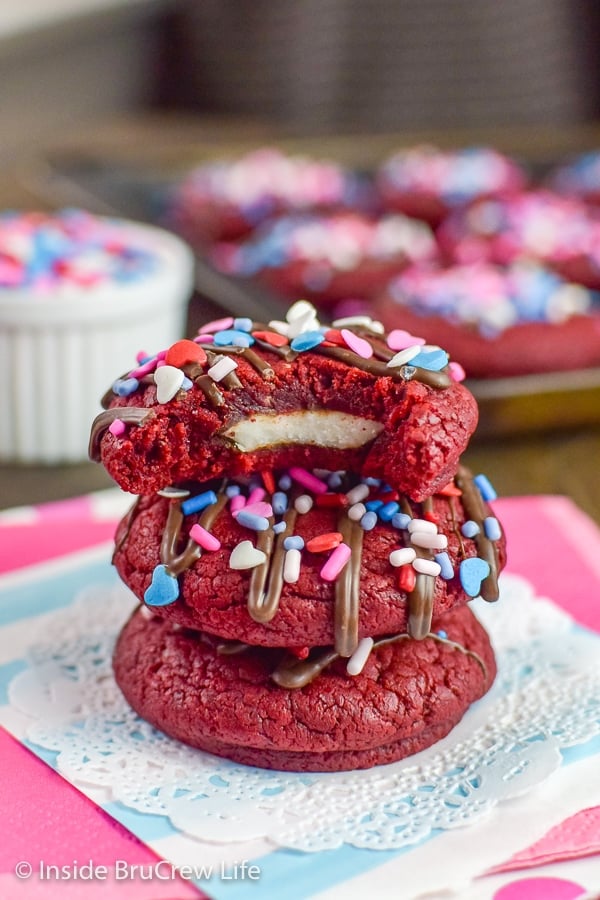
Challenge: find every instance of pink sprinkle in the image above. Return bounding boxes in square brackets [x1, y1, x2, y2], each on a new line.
[230, 494, 246, 515]
[247, 487, 266, 505]
[289, 466, 329, 495]
[198, 316, 234, 335]
[136, 350, 150, 363]
[108, 418, 126, 437]
[320, 542, 352, 581]
[243, 501, 273, 518]
[387, 329, 426, 351]
[156, 349, 167, 360]
[128, 357, 158, 379]
[449, 361, 466, 382]
[189, 523, 221, 551]
[340, 328, 373, 359]
[194, 333, 214, 343]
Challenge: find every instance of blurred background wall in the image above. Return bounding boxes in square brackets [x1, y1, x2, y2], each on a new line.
[155, 0, 600, 132]
[0, 0, 599, 163]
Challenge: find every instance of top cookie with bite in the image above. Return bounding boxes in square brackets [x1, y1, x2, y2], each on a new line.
[89, 301, 478, 501]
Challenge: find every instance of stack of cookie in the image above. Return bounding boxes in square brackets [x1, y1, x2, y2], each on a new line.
[90, 301, 506, 772]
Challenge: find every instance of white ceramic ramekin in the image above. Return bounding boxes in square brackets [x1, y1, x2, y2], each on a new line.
[0, 212, 195, 463]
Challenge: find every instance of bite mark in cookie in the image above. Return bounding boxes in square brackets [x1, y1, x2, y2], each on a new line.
[89, 303, 478, 502]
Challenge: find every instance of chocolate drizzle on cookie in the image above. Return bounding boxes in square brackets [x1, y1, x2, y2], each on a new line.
[455, 465, 500, 602]
[271, 629, 489, 689]
[142, 465, 502, 672]
[160, 489, 228, 577]
[248, 507, 298, 623]
[334, 513, 364, 657]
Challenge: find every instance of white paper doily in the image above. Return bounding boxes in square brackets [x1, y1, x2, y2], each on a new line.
[7, 574, 600, 853]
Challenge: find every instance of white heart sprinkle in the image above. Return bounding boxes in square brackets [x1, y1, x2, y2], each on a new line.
[286, 299, 316, 322]
[386, 345, 421, 368]
[154, 365, 184, 403]
[229, 540, 267, 570]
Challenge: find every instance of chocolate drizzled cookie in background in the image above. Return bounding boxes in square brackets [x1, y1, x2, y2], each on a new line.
[92, 300, 506, 772]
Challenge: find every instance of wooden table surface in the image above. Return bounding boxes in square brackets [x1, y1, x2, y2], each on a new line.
[2, 114, 600, 524]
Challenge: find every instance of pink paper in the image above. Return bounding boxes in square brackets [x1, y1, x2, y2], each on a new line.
[2, 491, 600, 893]
[0, 731, 200, 896]
[495, 495, 600, 633]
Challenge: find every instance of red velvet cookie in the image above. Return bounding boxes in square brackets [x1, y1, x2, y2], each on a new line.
[210, 212, 438, 305]
[89, 303, 478, 502]
[113, 466, 505, 652]
[113, 603, 496, 772]
[377, 145, 527, 226]
[438, 190, 600, 290]
[371, 261, 600, 379]
[165, 147, 372, 245]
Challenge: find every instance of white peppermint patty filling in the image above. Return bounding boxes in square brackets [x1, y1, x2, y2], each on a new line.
[222, 410, 384, 452]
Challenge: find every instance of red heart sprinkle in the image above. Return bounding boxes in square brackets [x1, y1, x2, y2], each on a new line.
[165, 340, 207, 368]
[252, 331, 289, 347]
[323, 328, 345, 345]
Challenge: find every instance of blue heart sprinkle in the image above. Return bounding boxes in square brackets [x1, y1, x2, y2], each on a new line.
[213, 329, 255, 348]
[144, 564, 180, 607]
[290, 331, 325, 352]
[459, 557, 491, 597]
[410, 349, 449, 372]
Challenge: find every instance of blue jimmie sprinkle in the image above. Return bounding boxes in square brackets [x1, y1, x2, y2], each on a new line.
[181, 490, 218, 516]
[328, 472, 344, 490]
[225, 485, 241, 498]
[435, 552, 454, 580]
[272, 491, 289, 515]
[378, 501, 400, 522]
[283, 535, 304, 551]
[360, 511, 378, 531]
[474, 473, 497, 502]
[436, 629, 448, 640]
[365, 499, 383, 512]
[290, 331, 325, 352]
[484, 516, 502, 540]
[112, 377, 139, 397]
[392, 512, 412, 530]
[235, 510, 270, 531]
[272, 521, 287, 534]
[181, 376, 193, 391]
[233, 317, 252, 332]
[278, 474, 292, 490]
[461, 520, 480, 539]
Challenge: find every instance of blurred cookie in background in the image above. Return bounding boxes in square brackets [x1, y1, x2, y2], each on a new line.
[376, 146, 527, 226]
[370, 260, 600, 379]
